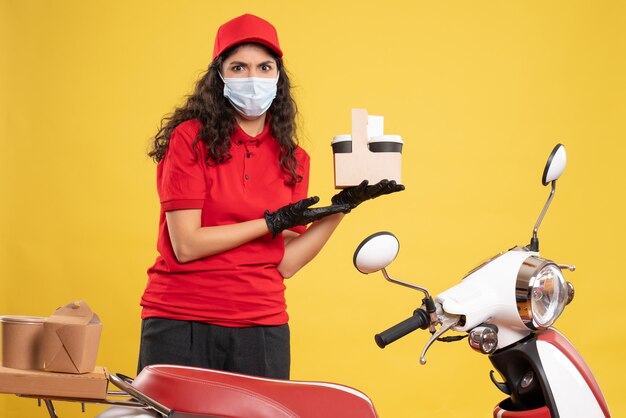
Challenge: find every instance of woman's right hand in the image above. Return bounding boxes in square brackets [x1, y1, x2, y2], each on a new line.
[264, 197, 350, 237]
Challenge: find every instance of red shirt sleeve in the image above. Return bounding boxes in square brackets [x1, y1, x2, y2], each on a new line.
[158, 121, 206, 211]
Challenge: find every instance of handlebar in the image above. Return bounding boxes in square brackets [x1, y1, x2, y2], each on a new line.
[375, 308, 430, 348]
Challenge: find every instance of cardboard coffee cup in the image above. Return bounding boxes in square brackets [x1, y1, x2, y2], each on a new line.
[0, 316, 45, 370]
[331, 135, 352, 153]
[368, 135, 403, 153]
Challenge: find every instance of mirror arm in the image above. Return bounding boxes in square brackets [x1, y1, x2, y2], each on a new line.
[382, 268, 431, 299]
[530, 180, 557, 252]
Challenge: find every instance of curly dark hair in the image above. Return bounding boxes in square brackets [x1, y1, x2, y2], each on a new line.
[148, 43, 301, 185]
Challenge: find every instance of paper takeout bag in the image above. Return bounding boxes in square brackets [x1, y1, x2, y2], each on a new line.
[40, 301, 102, 374]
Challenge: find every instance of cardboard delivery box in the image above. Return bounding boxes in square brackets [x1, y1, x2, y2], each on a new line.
[40, 301, 102, 374]
[332, 108, 403, 188]
[0, 366, 108, 400]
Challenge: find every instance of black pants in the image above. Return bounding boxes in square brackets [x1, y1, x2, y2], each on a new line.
[137, 318, 290, 379]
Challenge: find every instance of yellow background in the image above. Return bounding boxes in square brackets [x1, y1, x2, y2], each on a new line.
[1, 1, 625, 417]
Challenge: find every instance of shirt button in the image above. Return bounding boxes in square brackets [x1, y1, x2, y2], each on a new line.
[246, 153, 251, 158]
[245, 174, 249, 180]
[238, 140, 242, 144]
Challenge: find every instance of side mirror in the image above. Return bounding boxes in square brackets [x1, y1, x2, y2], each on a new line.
[353, 232, 399, 274]
[542, 144, 567, 185]
[530, 144, 567, 251]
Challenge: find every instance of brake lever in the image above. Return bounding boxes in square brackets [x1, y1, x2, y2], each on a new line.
[419, 315, 461, 365]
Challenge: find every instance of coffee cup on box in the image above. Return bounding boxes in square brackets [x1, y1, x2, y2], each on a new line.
[331, 135, 352, 153]
[368, 135, 404, 153]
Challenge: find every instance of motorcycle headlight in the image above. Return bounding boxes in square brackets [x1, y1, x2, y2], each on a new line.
[516, 257, 567, 329]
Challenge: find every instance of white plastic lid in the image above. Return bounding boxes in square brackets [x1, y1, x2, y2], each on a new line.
[369, 135, 403, 144]
[332, 134, 352, 144]
[0, 315, 46, 324]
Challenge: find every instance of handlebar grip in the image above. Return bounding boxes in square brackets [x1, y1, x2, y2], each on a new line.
[375, 309, 430, 348]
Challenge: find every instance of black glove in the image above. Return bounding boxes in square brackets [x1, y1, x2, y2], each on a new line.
[264, 196, 350, 237]
[331, 179, 405, 211]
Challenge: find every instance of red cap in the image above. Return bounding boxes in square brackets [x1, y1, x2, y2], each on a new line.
[212, 14, 283, 60]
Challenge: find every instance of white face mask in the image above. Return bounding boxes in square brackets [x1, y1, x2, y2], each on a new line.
[222, 75, 279, 118]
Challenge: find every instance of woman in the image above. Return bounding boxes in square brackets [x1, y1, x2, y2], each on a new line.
[138, 14, 403, 379]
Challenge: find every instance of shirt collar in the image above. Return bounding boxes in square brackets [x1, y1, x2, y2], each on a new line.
[232, 116, 272, 147]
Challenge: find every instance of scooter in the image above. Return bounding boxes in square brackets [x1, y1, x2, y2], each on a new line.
[352, 144, 611, 417]
[14, 144, 610, 418]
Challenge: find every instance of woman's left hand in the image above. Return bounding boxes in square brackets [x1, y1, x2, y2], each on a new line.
[331, 179, 405, 212]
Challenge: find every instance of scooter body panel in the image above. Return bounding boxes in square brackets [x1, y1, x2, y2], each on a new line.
[491, 329, 610, 418]
[493, 405, 551, 417]
[437, 250, 535, 348]
[537, 329, 610, 418]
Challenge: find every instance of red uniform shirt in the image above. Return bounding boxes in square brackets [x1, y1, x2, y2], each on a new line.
[141, 119, 310, 326]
